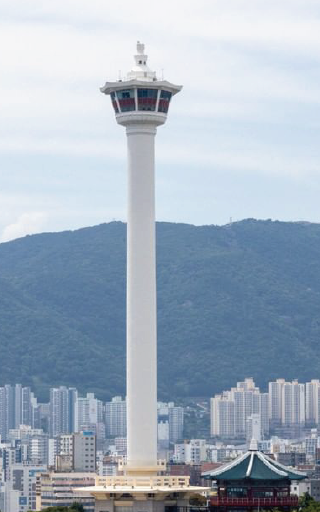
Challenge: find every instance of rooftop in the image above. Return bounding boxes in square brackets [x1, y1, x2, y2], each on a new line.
[77, 475, 208, 495]
[202, 443, 306, 482]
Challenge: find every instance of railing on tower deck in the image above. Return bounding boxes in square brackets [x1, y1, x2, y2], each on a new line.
[118, 457, 167, 472]
[210, 496, 299, 507]
[95, 475, 191, 489]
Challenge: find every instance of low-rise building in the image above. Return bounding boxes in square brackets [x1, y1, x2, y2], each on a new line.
[2, 464, 47, 512]
[36, 472, 95, 511]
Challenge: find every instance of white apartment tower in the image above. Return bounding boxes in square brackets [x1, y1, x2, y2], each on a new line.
[231, 379, 260, 438]
[281, 380, 305, 426]
[49, 387, 77, 437]
[260, 392, 270, 437]
[0, 385, 35, 440]
[269, 379, 305, 427]
[306, 380, 320, 426]
[75, 393, 103, 432]
[269, 378, 285, 427]
[210, 392, 235, 438]
[105, 396, 126, 438]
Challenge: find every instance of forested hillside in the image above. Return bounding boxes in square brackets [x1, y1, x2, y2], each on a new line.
[0, 219, 320, 401]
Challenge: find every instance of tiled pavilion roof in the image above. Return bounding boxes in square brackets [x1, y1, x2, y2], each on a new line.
[202, 443, 306, 482]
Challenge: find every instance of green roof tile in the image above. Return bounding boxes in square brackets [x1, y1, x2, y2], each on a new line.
[202, 450, 306, 481]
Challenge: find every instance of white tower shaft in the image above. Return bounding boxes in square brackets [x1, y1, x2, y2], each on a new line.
[101, 42, 182, 475]
[126, 124, 157, 469]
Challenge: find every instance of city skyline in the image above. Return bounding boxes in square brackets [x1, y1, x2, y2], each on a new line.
[4, 377, 320, 443]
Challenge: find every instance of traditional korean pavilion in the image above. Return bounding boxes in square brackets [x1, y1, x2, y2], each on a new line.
[202, 441, 306, 512]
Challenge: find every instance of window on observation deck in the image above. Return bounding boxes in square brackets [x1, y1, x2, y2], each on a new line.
[116, 89, 135, 112]
[137, 88, 158, 111]
[158, 90, 172, 113]
[110, 92, 119, 113]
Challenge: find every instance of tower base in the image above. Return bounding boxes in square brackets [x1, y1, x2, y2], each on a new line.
[78, 475, 208, 512]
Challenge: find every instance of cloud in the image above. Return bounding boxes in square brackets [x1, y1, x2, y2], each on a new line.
[0, 0, 320, 229]
[2, 0, 320, 58]
[1, 212, 48, 243]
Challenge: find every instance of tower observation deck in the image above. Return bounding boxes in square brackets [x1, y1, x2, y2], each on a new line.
[101, 41, 181, 126]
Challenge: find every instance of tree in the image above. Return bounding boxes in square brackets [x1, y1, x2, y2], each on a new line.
[299, 493, 320, 511]
[39, 504, 85, 512]
[70, 504, 85, 512]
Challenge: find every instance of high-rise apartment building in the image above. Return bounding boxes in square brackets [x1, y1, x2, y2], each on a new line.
[169, 403, 184, 443]
[105, 396, 126, 438]
[15, 385, 34, 428]
[260, 392, 270, 437]
[75, 393, 103, 432]
[269, 379, 305, 428]
[49, 387, 77, 437]
[281, 380, 305, 427]
[269, 378, 285, 427]
[231, 379, 260, 438]
[210, 392, 235, 438]
[0, 385, 35, 441]
[306, 380, 320, 426]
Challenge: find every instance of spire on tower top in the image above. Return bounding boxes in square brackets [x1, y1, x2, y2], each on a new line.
[136, 41, 144, 54]
[126, 41, 157, 82]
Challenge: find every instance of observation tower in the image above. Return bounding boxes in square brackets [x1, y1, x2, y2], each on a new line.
[79, 42, 207, 512]
[102, 41, 181, 476]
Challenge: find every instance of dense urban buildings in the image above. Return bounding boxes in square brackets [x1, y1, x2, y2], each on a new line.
[3, 378, 320, 511]
[210, 377, 315, 440]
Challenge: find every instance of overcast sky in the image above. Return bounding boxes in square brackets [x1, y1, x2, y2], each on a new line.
[1, 0, 320, 242]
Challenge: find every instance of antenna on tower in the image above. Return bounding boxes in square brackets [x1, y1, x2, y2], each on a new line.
[161, 68, 164, 80]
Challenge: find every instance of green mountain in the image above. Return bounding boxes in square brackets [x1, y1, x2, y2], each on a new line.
[0, 219, 320, 402]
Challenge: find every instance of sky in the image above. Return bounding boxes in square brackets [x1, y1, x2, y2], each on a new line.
[1, 0, 320, 242]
